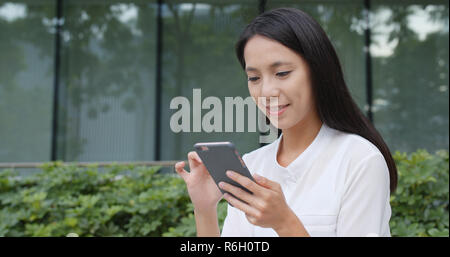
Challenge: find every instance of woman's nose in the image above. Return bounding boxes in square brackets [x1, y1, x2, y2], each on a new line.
[260, 78, 280, 99]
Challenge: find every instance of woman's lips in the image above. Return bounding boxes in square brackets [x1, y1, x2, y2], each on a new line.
[266, 104, 289, 116]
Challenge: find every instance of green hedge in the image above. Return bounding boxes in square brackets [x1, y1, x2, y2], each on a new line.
[0, 163, 197, 236]
[0, 150, 448, 237]
[390, 150, 448, 236]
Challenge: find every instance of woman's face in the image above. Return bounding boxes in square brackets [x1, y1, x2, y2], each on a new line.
[244, 35, 317, 130]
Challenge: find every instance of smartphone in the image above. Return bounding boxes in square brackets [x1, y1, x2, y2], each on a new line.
[194, 142, 255, 203]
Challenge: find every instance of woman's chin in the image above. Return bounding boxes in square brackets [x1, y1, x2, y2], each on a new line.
[268, 118, 291, 130]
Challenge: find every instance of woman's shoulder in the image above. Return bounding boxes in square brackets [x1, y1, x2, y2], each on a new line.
[326, 126, 383, 159]
[325, 126, 388, 182]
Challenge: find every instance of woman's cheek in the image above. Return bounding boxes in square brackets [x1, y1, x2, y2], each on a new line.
[248, 84, 257, 94]
[248, 87, 261, 102]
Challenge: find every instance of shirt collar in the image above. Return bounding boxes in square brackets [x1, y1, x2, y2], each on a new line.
[272, 123, 331, 181]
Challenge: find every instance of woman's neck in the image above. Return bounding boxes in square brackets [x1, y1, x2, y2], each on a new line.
[277, 111, 323, 167]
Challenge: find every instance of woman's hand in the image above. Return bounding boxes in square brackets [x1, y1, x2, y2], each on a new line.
[175, 152, 223, 212]
[219, 170, 309, 236]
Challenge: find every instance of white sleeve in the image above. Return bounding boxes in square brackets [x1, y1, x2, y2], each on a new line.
[336, 153, 392, 237]
[221, 203, 253, 237]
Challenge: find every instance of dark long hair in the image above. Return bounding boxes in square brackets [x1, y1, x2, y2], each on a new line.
[236, 8, 397, 193]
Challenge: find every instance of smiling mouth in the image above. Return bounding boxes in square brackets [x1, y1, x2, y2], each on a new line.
[265, 104, 290, 116]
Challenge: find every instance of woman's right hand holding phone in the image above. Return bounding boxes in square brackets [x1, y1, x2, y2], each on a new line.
[175, 151, 223, 212]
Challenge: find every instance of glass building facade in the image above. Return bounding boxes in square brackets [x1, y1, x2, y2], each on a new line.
[0, 0, 448, 163]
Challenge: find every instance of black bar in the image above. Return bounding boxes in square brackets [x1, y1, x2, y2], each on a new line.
[154, 0, 163, 160]
[1, 237, 444, 256]
[51, 0, 63, 161]
[364, 0, 373, 122]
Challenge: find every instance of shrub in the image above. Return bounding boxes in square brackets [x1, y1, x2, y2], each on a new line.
[390, 150, 449, 237]
[0, 162, 194, 236]
[0, 149, 448, 237]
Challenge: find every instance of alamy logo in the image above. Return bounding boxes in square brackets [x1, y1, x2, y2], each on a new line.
[169, 89, 279, 144]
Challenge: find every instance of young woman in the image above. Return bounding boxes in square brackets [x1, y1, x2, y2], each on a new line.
[175, 7, 397, 237]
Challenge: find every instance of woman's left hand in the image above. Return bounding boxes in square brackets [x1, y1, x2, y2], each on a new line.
[219, 170, 307, 236]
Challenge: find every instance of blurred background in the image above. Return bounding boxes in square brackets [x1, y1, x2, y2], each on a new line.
[0, 0, 448, 163]
[0, 0, 448, 238]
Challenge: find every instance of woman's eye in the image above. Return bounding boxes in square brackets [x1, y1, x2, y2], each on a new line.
[276, 71, 291, 77]
[248, 76, 260, 82]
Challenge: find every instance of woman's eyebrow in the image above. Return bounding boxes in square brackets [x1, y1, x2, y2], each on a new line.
[245, 66, 258, 72]
[245, 61, 293, 72]
[270, 61, 293, 68]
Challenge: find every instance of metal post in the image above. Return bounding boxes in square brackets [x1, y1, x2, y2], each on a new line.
[364, 0, 374, 122]
[154, 0, 163, 160]
[51, 0, 63, 161]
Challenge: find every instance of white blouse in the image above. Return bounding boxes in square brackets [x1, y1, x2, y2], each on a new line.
[221, 124, 392, 237]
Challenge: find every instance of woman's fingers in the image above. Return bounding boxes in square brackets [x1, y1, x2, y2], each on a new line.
[188, 151, 202, 163]
[174, 161, 189, 181]
[226, 170, 262, 194]
[187, 151, 203, 168]
[223, 193, 260, 218]
[219, 182, 254, 204]
[254, 173, 282, 192]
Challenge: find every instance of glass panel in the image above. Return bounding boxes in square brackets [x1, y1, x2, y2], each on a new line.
[266, 0, 367, 110]
[371, 1, 449, 152]
[0, 1, 55, 162]
[59, 0, 158, 161]
[160, 1, 262, 160]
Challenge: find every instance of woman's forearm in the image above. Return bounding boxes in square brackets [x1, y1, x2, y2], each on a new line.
[194, 207, 220, 237]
